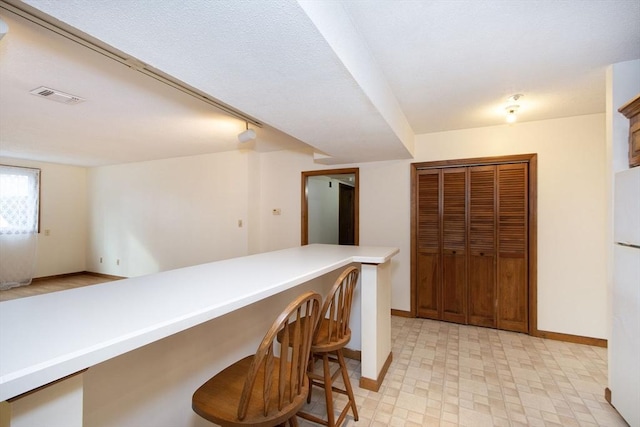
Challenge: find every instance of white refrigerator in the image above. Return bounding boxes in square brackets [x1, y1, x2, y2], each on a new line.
[611, 166, 640, 427]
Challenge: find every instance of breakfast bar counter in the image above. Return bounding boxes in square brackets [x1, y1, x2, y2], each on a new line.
[0, 244, 398, 427]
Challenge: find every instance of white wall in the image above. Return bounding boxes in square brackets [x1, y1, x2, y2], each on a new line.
[260, 113, 609, 339]
[257, 149, 316, 253]
[86, 150, 253, 277]
[2, 113, 610, 339]
[9, 372, 83, 427]
[0, 157, 87, 278]
[413, 115, 608, 338]
[247, 151, 262, 254]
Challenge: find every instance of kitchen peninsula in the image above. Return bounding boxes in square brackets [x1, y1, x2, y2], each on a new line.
[0, 244, 398, 427]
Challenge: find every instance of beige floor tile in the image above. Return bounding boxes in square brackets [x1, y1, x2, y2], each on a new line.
[297, 316, 627, 426]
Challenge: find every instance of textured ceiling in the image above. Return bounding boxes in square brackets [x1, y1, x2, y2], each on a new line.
[0, 0, 639, 167]
[0, 3, 312, 166]
[345, 0, 640, 133]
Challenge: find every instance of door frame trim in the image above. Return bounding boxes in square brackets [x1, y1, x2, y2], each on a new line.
[410, 154, 538, 336]
[301, 168, 359, 246]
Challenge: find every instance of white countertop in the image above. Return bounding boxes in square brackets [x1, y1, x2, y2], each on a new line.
[0, 244, 398, 401]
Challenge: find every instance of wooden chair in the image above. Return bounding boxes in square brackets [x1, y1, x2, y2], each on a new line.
[278, 266, 360, 427]
[192, 291, 322, 427]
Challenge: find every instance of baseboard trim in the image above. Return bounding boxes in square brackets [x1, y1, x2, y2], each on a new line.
[391, 309, 413, 318]
[342, 347, 361, 361]
[84, 271, 126, 280]
[534, 329, 607, 348]
[33, 271, 126, 282]
[359, 351, 392, 392]
[400, 316, 607, 348]
[32, 271, 86, 282]
[604, 387, 627, 422]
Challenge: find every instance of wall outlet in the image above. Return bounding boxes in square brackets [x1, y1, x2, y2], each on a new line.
[272, 208, 281, 215]
[116, 259, 120, 266]
[238, 219, 243, 227]
[100, 257, 103, 263]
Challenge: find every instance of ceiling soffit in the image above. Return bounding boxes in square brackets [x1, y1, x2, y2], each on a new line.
[16, 0, 414, 164]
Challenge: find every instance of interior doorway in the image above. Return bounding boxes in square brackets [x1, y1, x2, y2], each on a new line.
[339, 183, 355, 245]
[301, 168, 359, 246]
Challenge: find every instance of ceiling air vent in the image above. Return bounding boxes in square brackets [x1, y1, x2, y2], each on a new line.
[29, 86, 85, 105]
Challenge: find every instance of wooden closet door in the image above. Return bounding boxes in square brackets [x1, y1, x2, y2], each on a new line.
[497, 164, 528, 332]
[468, 166, 497, 328]
[441, 168, 467, 323]
[413, 155, 533, 333]
[416, 170, 441, 319]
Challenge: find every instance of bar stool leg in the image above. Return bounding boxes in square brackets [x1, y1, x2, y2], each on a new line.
[307, 356, 316, 404]
[336, 349, 359, 421]
[323, 353, 336, 427]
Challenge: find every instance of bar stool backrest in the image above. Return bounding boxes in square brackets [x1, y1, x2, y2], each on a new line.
[238, 291, 322, 420]
[314, 266, 359, 350]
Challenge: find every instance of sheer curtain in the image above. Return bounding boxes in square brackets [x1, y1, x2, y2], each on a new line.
[0, 166, 40, 290]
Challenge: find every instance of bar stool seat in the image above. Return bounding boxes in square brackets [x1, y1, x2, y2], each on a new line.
[193, 291, 322, 427]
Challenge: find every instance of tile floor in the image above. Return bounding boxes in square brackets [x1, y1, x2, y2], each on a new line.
[298, 316, 628, 427]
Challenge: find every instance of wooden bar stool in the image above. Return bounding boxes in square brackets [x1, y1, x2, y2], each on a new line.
[278, 266, 360, 427]
[192, 291, 322, 427]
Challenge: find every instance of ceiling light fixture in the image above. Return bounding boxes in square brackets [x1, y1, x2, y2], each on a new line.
[505, 94, 523, 123]
[505, 105, 519, 123]
[237, 122, 256, 143]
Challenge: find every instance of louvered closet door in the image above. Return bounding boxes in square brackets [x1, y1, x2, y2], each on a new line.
[414, 161, 529, 333]
[416, 170, 441, 319]
[497, 164, 528, 332]
[468, 166, 497, 328]
[441, 168, 467, 323]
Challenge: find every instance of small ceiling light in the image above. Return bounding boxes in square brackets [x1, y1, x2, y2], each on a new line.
[505, 105, 519, 123]
[237, 122, 256, 143]
[505, 94, 523, 123]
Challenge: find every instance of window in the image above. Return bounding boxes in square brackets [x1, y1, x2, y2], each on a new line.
[0, 165, 40, 235]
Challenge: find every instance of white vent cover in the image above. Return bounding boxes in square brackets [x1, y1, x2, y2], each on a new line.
[29, 86, 85, 105]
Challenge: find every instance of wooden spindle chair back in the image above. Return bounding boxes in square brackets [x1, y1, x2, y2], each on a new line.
[238, 292, 321, 421]
[314, 266, 359, 351]
[192, 291, 322, 426]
